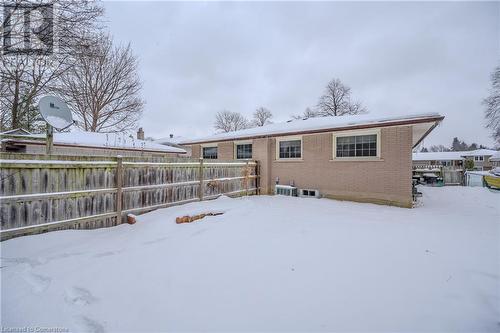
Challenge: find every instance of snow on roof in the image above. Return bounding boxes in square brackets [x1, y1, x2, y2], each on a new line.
[490, 151, 500, 162]
[0, 128, 32, 135]
[181, 112, 443, 144]
[155, 135, 190, 145]
[460, 149, 498, 157]
[2, 130, 186, 154]
[412, 151, 465, 161]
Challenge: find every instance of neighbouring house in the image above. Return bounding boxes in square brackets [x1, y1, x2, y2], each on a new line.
[0, 128, 186, 157]
[412, 151, 464, 169]
[460, 149, 498, 171]
[181, 113, 444, 208]
[491, 151, 500, 167]
[155, 134, 192, 157]
[411, 149, 499, 185]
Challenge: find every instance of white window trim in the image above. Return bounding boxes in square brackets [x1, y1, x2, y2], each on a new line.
[201, 143, 218, 159]
[233, 140, 253, 160]
[201, 143, 218, 148]
[332, 128, 381, 161]
[276, 135, 303, 161]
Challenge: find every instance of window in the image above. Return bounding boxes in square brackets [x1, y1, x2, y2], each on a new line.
[474, 156, 484, 162]
[202, 146, 217, 159]
[236, 143, 252, 159]
[279, 140, 302, 159]
[336, 134, 377, 158]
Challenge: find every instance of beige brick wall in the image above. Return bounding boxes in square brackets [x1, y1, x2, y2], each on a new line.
[218, 142, 234, 160]
[191, 145, 201, 158]
[267, 126, 413, 207]
[188, 125, 414, 207]
[253, 138, 273, 194]
[190, 142, 234, 160]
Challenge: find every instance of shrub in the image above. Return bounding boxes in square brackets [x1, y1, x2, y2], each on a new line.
[464, 159, 475, 170]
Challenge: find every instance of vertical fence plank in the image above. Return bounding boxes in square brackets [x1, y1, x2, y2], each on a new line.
[245, 161, 249, 196]
[0, 155, 259, 240]
[199, 157, 204, 201]
[116, 156, 123, 223]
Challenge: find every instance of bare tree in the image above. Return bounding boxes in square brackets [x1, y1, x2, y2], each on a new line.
[292, 107, 318, 120]
[214, 110, 249, 133]
[483, 65, 500, 145]
[60, 34, 144, 132]
[252, 107, 272, 127]
[317, 78, 366, 116]
[429, 145, 450, 152]
[0, 0, 104, 132]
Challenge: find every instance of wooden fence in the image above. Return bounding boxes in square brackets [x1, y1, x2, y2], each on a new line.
[0, 154, 259, 240]
[412, 165, 464, 186]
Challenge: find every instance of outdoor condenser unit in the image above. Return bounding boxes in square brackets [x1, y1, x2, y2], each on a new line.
[299, 189, 320, 198]
[275, 185, 298, 196]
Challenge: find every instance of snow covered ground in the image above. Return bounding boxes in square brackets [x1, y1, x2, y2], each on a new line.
[1, 187, 499, 332]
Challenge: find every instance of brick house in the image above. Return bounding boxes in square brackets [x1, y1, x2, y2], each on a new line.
[0, 129, 186, 158]
[460, 149, 498, 171]
[491, 151, 500, 167]
[181, 113, 444, 208]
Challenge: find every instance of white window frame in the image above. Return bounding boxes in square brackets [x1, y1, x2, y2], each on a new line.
[474, 156, 484, 162]
[201, 143, 218, 159]
[332, 129, 381, 161]
[233, 140, 253, 160]
[275, 136, 303, 161]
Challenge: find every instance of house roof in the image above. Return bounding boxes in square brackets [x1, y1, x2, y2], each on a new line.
[490, 151, 500, 162]
[412, 149, 500, 161]
[459, 149, 498, 157]
[181, 112, 444, 147]
[1, 130, 186, 154]
[412, 151, 465, 161]
[155, 135, 190, 145]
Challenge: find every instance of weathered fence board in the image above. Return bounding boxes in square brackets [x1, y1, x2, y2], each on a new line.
[0, 154, 258, 240]
[442, 169, 464, 185]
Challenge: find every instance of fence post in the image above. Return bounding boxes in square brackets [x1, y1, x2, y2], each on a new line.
[245, 160, 249, 196]
[116, 156, 123, 223]
[46, 124, 54, 155]
[199, 157, 204, 201]
[255, 160, 260, 195]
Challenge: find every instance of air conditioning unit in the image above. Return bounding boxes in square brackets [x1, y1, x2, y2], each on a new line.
[299, 189, 320, 198]
[275, 185, 298, 196]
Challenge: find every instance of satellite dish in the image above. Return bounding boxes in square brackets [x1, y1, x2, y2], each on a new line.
[38, 96, 73, 131]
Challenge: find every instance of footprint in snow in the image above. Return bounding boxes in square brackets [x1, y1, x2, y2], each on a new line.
[143, 236, 168, 245]
[93, 251, 120, 258]
[22, 272, 51, 294]
[65, 286, 98, 306]
[2, 257, 44, 268]
[190, 229, 208, 237]
[75, 315, 105, 333]
[49, 252, 85, 260]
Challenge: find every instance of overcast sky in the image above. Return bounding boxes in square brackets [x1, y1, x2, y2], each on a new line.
[104, 1, 499, 147]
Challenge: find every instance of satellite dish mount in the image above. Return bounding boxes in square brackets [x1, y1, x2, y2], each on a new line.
[38, 96, 74, 154]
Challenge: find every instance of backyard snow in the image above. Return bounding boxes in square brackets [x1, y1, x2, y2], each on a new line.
[1, 187, 499, 332]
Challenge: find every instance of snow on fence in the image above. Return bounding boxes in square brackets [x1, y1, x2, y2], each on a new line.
[0, 154, 259, 240]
